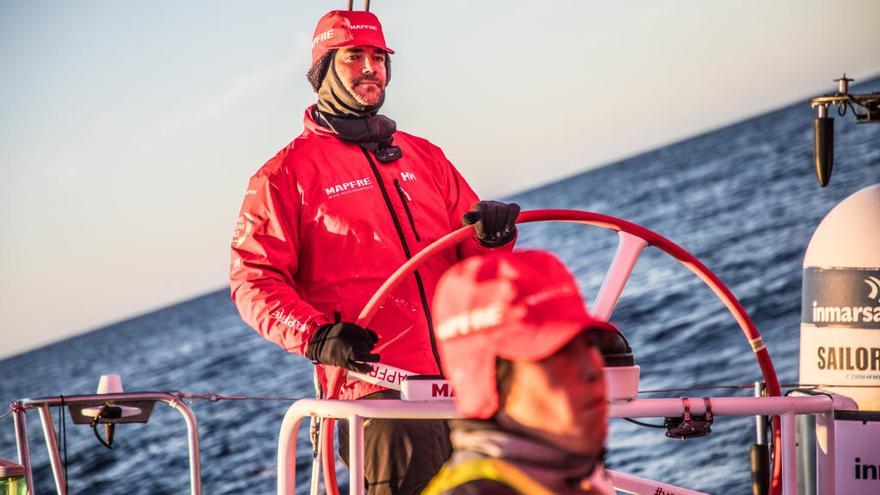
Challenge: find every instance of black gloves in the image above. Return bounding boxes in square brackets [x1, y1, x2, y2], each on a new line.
[305, 322, 380, 373]
[462, 201, 520, 247]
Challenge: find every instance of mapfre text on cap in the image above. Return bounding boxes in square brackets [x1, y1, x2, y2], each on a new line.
[436, 304, 503, 340]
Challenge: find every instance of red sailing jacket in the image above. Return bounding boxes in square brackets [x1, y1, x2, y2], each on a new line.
[230, 106, 508, 400]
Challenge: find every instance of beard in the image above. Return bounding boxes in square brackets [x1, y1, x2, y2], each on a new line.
[350, 76, 385, 106]
[317, 63, 386, 117]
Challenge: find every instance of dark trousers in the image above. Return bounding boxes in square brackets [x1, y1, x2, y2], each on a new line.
[337, 390, 452, 495]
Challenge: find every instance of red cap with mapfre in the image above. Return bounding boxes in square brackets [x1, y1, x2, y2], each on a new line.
[432, 250, 617, 419]
[311, 10, 395, 65]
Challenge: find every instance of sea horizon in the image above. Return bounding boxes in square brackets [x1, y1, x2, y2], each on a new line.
[5, 73, 878, 363]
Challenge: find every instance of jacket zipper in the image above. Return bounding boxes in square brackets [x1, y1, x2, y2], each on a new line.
[360, 148, 443, 374]
[394, 179, 421, 242]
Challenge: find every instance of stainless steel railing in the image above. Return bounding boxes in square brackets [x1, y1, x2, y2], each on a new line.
[11, 392, 201, 495]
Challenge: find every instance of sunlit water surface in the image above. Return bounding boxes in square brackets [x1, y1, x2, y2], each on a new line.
[2, 77, 878, 494]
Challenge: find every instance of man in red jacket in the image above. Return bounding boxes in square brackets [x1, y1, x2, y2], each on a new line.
[229, 10, 519, 495]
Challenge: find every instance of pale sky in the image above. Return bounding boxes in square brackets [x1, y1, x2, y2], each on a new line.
[1, 0, 878, 359]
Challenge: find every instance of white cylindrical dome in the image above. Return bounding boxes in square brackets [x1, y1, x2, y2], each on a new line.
[801, 184, 880, 411]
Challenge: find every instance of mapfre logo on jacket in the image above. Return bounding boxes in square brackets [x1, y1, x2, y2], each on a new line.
[324, 177, 375, 199]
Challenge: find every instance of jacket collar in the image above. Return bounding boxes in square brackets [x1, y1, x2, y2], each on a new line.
[303, 104, 337, 138]
[447, 419, 608, 494]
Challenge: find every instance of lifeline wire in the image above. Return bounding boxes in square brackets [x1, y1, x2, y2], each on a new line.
[637, 384, 757, 394]
[170, 383, 871, 402]
[635, 382, 875, 395]
[170, 392, 307, 402]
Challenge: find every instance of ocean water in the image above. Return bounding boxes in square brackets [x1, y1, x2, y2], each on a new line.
[2, 76, 878, 494]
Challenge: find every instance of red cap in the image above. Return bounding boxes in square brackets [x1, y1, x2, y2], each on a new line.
[311, 10, 395, 65]
[432, 250, 617, 419]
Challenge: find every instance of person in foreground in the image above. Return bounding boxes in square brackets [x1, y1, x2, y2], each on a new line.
[229, 9, 518, 495]
[423, 250, 617, 495]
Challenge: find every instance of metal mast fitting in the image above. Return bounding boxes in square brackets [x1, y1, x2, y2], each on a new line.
[347, 0, 371, 11]
[808, 74, 880, 187]
[835, 73, 854, 94]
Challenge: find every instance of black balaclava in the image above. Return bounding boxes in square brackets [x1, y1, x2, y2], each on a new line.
[311, 50, 401, 161]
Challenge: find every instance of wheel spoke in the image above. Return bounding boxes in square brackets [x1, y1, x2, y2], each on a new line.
[592, 231, 648, 320]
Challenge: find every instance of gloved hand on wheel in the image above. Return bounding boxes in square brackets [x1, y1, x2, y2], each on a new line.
[462, 201, 520, 247]
[305, 322, 380, 373]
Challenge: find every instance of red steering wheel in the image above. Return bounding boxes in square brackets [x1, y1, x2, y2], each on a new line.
[320, 209, 782, 495]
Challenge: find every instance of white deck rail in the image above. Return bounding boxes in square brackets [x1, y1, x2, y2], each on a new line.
[277, 395, 838, 495]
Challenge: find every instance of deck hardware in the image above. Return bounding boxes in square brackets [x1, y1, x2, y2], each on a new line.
[665, 397, 714, 439]
[808, 73, 880, 186]
[90, 405, 122, 449]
